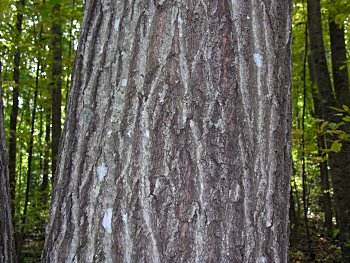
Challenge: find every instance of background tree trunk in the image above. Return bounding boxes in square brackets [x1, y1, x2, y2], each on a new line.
[329, 19, 350, 262]
[9, 0, 25, 211]
[43, 1, 292, 262]
[0, 62, 17, 262]
[308, 55, 333, 236]
[50, 3, 62, 179]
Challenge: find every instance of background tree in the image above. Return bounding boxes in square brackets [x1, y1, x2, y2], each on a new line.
[50, 2, 62, 178]
[42, 0, 292, 262]
[0, 62, 16, 262]
[8, 0, 25, 213]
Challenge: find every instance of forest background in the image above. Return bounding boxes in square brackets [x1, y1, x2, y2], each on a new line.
[0, 0, 349, 262]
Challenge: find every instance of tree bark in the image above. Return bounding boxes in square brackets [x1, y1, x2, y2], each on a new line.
[0, 62, 17, 262]
[51, 3, 63, 179]
[329, 19, 350, 261]
[43, 1, 292, 262]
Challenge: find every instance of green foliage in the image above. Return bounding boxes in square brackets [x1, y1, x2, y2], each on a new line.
[291, 0, 350, 261]
[318, 105, 350, 153]
[0, 0, 83, 259]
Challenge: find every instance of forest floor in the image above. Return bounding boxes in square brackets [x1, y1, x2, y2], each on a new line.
[20, 217, 342, 262]
[289, 217, 342, 262]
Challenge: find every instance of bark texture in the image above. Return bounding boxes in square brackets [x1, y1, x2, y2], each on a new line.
[329, 20, 350, 262]
[0, 63, 17, 262]
[51, 3, 63, 178]
[43, 1, 292, 262]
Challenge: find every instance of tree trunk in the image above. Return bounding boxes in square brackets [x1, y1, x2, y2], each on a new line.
[329, 19, 350, 262]
[0, 62, 17, 262]
[9, 0, 26, 211]
[17, 57, 40, 260]
[43, 1, 292, 262]
[40, 109, 50, 207]
[308, 55, 333, 236]
[51, 3, 62, 179]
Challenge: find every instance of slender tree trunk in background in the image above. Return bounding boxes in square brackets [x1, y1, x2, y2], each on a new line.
[308, 55, 333, 236]
[43, 1, 292, 262]
[1, 63, 17, 263]
[40, 110, 50, 208]
[9, 0, 25, 211]
[301, 23, 313, 258]
[17, 60, 40, 260]
[307, 0, 335, 112]
[329, 19, 350, 261]
[289, 184, 299, 246]
[51, 3, 62, 180]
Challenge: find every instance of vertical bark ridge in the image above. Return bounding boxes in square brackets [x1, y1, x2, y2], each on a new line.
[43, 0, 292, 262]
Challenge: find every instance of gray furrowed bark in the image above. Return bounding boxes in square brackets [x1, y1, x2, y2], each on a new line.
[43, 1, 292, 262]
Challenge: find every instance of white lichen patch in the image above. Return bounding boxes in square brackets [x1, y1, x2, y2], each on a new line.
[178, 15, 183, 37]
[114, 17, 120, 31]
[155, 178, 160, 190]
[97, 163, 107, 181]
[144, 129, 150, 139]
[247, 15, 250, 20]
[121, 78, 128, 87]
[258, 256, 268, 263]
[253, 53, 263, 68]
[102, 208, 113, 234]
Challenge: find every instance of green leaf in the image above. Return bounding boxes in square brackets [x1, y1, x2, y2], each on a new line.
[320, 121, 328, 132]
[329, 106, 345, 112]
[344, 243, 350, 248]
[332, 228, 340, 238]
[329, 122, 338, 129]
[342, 116, 350, 122]
[331, 141, 342, 153]
[343, 105, 350, 112]
[339, 134, 350, 140]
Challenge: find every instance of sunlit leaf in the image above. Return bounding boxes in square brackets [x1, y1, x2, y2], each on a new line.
[342, 116, 350, 122]
[320, 121, 328, 132]
[330, 141, 342, 153]
[328, 106, 345, 112]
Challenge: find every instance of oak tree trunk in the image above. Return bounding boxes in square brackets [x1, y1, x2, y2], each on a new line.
[43, 1, 292, 262]
[0, 62, 16, 262]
